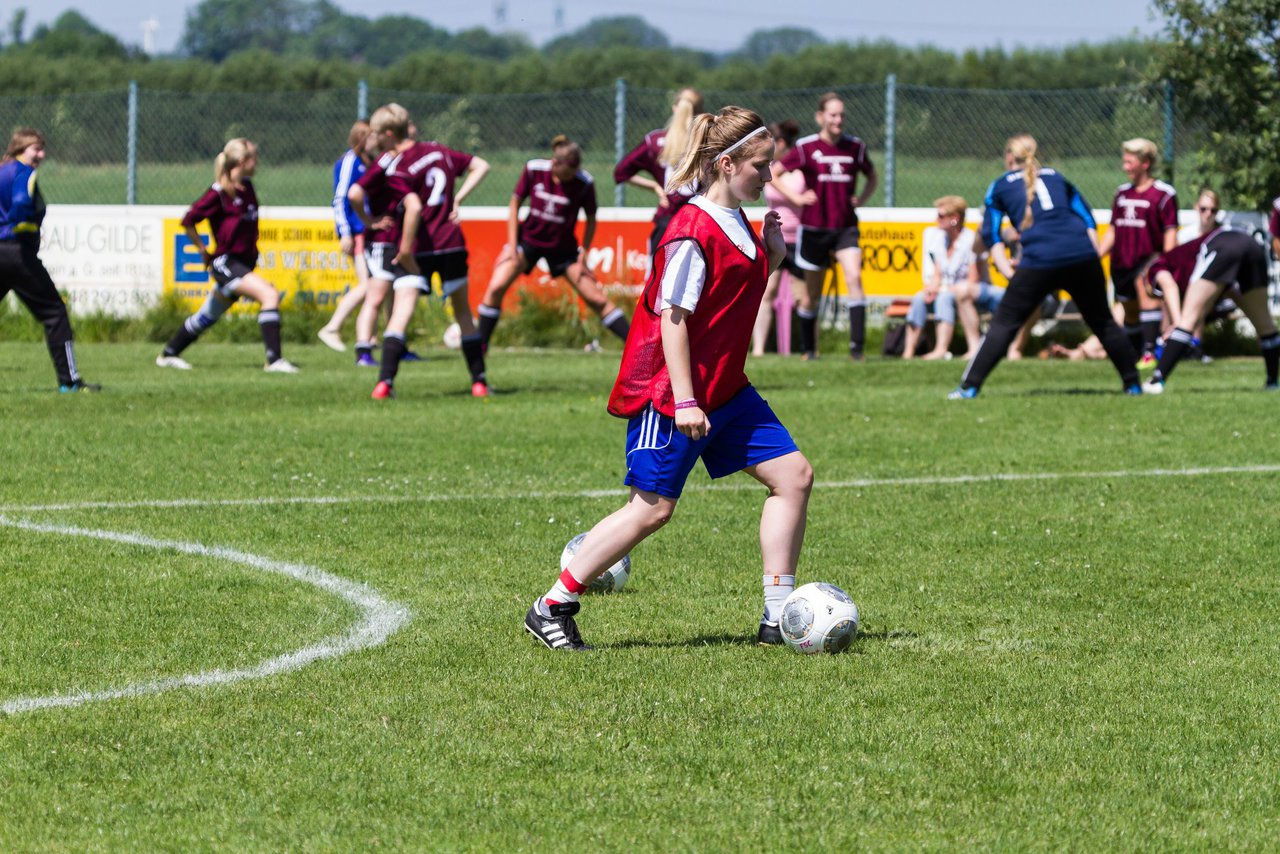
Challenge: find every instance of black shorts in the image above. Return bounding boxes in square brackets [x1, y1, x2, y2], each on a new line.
[209, 254, 256, 299]
[1196, 230, 1269, 293]
[779, 243, 804, 279]
[649, 213, 674, 256]
[414, 249, 469, 297]
[796, 226, 860, 271]
[519, 242, 579, 278]
[1110, 264, 1146, 302]
[366, 242, 429, 291]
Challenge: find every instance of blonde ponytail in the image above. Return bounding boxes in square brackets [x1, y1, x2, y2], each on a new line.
[665, 106, 769, 193]
[660, 87, 705, 168]
[1005, 134, 1040, 230]
[215, 137, 255, 183]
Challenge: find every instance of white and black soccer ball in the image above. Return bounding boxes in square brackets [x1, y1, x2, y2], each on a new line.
[780, 582, 859, 654]
[442, 322, 462, 350]
[560, 532, 631, 594]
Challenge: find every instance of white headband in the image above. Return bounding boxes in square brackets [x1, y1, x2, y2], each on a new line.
[717, 125, 769, 159]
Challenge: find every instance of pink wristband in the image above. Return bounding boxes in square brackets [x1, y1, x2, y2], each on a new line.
[674, 398, 699, 411]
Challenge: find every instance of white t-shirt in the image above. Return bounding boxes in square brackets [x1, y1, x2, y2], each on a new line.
[921, 227, 976, 288]
[658, 195, 757, 312]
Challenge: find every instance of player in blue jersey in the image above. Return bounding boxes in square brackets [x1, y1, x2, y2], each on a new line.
[317, 120, 373, 353]
[0, 128, 99, 392]
[949, 134, 1140, 398]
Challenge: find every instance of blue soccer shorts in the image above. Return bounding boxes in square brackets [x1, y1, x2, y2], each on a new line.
[623, 385, 799, 499]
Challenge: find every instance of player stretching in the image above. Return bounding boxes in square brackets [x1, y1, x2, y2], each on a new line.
[156, 138, 298, 373]
[0, 127, 99, 392]
[614, 87, 705, 255]
[524, 108, 813, 651]
[1096, 138, 1178, 370]
[477, 135, 629, 355]
[779, 92, 877, 360]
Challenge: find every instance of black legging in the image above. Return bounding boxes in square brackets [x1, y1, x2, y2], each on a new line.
[0, 239, 79, 386]
[961, 256, 1138, 391]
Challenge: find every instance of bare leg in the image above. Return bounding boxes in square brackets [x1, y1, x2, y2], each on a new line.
[745, 451, 813, 575]
[565, 489, 677, 587]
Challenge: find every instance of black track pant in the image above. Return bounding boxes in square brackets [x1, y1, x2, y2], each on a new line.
[961, 256, 1138, 391]
[0, 240, 79, 386]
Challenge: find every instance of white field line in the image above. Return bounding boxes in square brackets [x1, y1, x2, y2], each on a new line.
[2, 463, 1279, 515]
[0, 515, 411, 716]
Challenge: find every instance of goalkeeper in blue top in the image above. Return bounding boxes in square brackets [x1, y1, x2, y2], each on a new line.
[950, 134, 1140, 398]
[0, 127, 99, 392]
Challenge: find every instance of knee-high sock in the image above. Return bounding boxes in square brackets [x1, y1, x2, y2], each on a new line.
[1124, 323, 1143, 356]
[461, 333, 486, 383]
[796, 307, 817, 356]
[1152, 327, 1194, 383]
[1261, 333, 1280, 385]
[602, 307, 629, 341]
[258, 309, 282, 363]
[379, 332, 406, 384]
[477, 304, 502, 350]
[1140, 310, 1163, 356]
[848, 301, 867, 356]
[164, 305, 222, 357]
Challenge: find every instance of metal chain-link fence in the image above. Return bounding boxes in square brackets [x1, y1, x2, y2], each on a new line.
[0, 79, 1219, 212]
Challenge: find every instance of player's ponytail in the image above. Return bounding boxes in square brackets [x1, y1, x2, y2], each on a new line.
[660, 87, 705, 168]
[1005, 134, 1040, 230]
[666, 106, 769, 194]
[215, 137, 255, 183]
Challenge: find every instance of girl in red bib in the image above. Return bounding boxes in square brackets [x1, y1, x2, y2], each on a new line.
[524, 107, 814, 651]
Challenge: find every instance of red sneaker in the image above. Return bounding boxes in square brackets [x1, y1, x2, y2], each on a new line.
[371, 380, 395, 400]
[471, 381, 490, 398]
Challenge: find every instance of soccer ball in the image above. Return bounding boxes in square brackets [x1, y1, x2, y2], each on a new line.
[780, 582, 859, 654]
[560, 532, 631, 594]
[442, 322, 462, 350]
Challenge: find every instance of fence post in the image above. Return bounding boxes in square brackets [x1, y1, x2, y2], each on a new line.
[614, 78, 627, 207]
[1163, 80, 1175, 186]
[357, 79, 368, 120]
[126, 81, 138, 206]
[884, 74, 896, 208]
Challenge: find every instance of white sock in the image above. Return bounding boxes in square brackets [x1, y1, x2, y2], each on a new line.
[762, 573, 795, 623]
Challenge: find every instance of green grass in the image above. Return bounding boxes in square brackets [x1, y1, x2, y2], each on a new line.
[2, 342, 1279, 850]
[39, 152, 1127, 210]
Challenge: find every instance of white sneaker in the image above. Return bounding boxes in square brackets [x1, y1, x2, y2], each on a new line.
[316, 328, 346, 352]
[265, 358, 300, 374]
[583, 339, 602, 353]
[1143, 378, 1165, 395]
[155, 354, 192, 370]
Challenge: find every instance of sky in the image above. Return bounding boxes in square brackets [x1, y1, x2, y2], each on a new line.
[22, 1, 1164, 56]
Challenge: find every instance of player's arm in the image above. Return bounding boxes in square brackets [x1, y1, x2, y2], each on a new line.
[763, 210, 785, 273]
[347, 183, 374, 230]
[615, 144, 667, 206]
[854, 164, 877, 208]
[660, 306, 709, 441]
[181, 192, 216, 266]
[1097, 225, 1114, 257]
[769, 161, 814, 207]
[506, 195, 521, 249]
[580, 211, 596, 256]
[453, 156, 490, 215]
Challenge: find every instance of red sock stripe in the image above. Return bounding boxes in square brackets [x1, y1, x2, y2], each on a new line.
[559, 568, 588, 595]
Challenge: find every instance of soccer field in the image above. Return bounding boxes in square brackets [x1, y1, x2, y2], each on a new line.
[2, 342, 1278, 850]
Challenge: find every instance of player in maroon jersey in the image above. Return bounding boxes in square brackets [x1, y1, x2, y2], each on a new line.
[523, 107, 814, 651]
[614, 87, 705, 254]
[1269, 194, 1280, 259]
[477, 135, 629, 356]
[779, 92, 878, 360]
[1143, 224, 1280, 393]
[351, 103, 492, 400]
[156, 138, 298, 373]
[1096, 138, 1178, 369]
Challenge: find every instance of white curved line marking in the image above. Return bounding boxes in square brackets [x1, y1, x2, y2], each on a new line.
[0, 515, 411, 715]
[1, 464, 1278, 515]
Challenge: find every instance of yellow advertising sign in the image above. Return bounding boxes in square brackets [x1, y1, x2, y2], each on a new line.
[162, 217, 358, 310]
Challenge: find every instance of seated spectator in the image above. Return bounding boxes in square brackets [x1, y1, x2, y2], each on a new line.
[903, 195, 977, 360]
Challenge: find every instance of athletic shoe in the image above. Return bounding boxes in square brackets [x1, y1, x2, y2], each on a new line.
[355, 352, 378, 368]
[471, 381, 490, 398]
[59, 380, 102, 393]
[1142, 378, 1165, 395]
[1265, 381, 1278, 392]
[757, 621, 784, 646]
[583, 339, 602, 353]
[264, 358, 299, 374]
[947, 385, 979, 400]
[1137, 353, 1158, 372]
[155, 354, 192, 370]
[1124, 383, 1144, 396]
[371, 380, 394, 400]
[401, 349, 425, 362]
[524, 599, 592, 651]
[800, 352, 819, 362]
[316, 328, 346, 352]
[849, 350, 865, 363]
